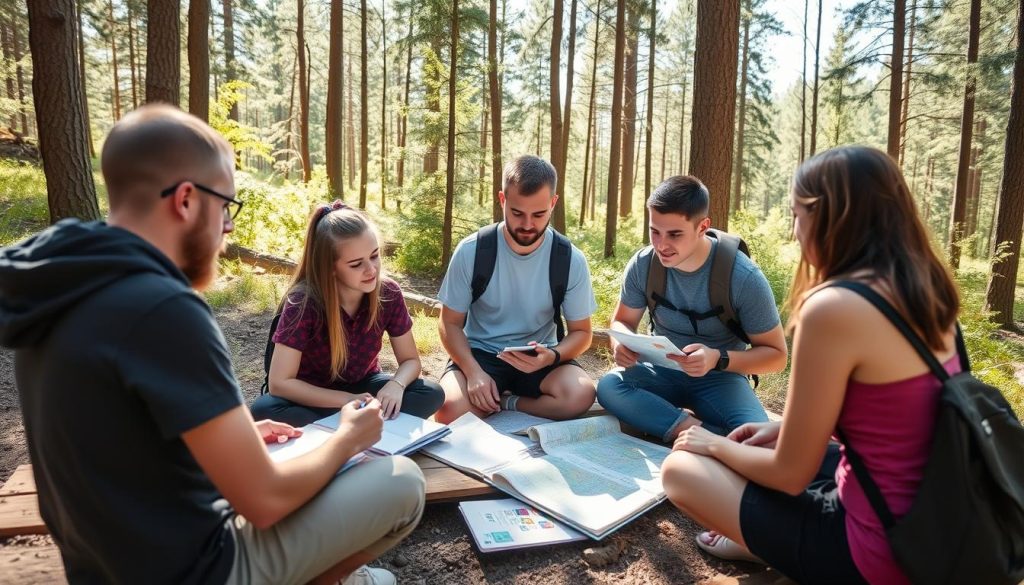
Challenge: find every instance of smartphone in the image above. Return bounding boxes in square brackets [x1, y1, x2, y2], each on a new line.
[499, 345, 540, 356]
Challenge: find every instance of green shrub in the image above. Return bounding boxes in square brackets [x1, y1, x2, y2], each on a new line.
[204, 259, 290, 312]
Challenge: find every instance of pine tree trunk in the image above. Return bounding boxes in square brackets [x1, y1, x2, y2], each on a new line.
[347, 53, 356, 187]
[326, 0, 344, 198]
[297, 0, 311, 182]
[222, 0, 238, 121]
[590, 117, 598, 220]
[27, 0, 100, 221]
[619, 5, 639, 218]
[188, 0, 210, 121]
[12, 14, 29, 136]
[285, 52, 296, 181]
[380, 7, 387, 208]
[800, 0, 808, 162]
[398, 16, 412, 190]
[423, 37, 441, 174]
[949, 0, 981, 269]
[809, 0, 822, 156]
[443, 0, 459, 267]
[887, 0, 905, 159]
[966, 117, 986, 244]
[898, 0, 917, 166]
[580, 0, 601, 228]
[659, 86, 668, 182]
[643, 0, 657, 245]
[2, 18, 16, 131]
[690, 0, 740, 230]
[146, 0, 180, 105]
[108, 0, 122, 120]
[550, 0, 565, 232]
[479, 74, 488, 206]
[75, 0, 93, 156]
[985, 0, 1024, 329]
[488, 0, 504, 222]
[604, 0, 627, 258]
[359, 0, 368, 208]
[560, 0, 578, 219]
[127, 1, 139, 109]
[732, 1, 751, 213]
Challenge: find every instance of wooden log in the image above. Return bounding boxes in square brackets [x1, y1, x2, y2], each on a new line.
[0, 465, 35, 496]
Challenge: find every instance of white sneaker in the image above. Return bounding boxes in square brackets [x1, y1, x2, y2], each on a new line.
[341, 565, 396, 585]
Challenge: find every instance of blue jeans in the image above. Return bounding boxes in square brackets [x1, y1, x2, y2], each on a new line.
[596, 364, 767, 441]
[250, 372, 445, 427]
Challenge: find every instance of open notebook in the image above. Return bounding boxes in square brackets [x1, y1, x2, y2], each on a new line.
[267, 412, 450, 470]
[424, 414, 670, 540]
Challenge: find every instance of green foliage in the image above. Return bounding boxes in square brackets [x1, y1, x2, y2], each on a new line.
[729, 209, 800, 315]
[231, 172, 324, 261]
[209, 81, 273, 170]
[204, 259, 289, 312]
[0, 159, 48, 246]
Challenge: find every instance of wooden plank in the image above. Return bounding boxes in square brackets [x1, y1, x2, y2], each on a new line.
[422, 466, 496, 503]
[1, 465, 36, 496]
[0, 541, 66, 584]
[409, 453, 448, 470]
[0, 494, 47, 537]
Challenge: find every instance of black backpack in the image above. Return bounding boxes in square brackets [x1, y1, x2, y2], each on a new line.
[260, 312, 282, 395]
[471, 223, 572, 341]
[644, 228, 751, 345]
[833, 280, 1024, 585]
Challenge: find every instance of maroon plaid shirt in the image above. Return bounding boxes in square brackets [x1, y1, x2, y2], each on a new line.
[273, 278, 414, 387]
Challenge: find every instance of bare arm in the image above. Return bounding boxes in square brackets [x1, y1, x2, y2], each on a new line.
[267, 344, 368, 408]
[377, 330, 423, 419]
[182, 399, 383, 528]
[721, 324, 788, 375]
[439, 304, 500, 412]
[608, 301, 645, 368]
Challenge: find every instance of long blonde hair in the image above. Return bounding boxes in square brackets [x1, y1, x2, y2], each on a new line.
[785, 146, 959, 350]
[282, 201, 384, 380]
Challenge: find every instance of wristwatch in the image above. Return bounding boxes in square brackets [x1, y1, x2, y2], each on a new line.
[714, 349, 730, 372]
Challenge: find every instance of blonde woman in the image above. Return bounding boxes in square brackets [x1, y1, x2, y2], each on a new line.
[250, 201, 444, 426]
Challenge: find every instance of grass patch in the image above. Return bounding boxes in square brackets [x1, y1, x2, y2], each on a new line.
[410, 310, 442, 356]
[0, 160, 49, 246]
[204, 259, 290, 312]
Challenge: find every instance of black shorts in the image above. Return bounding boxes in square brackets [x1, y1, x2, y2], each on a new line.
[442, 347, 581, 399]
[740, 443, 868, 585]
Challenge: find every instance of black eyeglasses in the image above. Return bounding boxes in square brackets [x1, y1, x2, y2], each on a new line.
[160, 181, 244, 222]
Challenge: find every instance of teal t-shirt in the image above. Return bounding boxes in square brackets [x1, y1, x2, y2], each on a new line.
[620, 239, 780, 352]
[438, 224, 597, 354]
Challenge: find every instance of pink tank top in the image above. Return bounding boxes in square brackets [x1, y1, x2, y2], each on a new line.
[835, 356, 961, 585]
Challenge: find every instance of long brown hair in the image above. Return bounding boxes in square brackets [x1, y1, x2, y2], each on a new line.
[786, 146, 959, 350]
[281, 201, 383, 380]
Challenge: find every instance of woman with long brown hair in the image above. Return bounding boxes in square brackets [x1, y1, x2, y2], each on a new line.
[251, 201, 444, 426]
[662, 146, 960, 584]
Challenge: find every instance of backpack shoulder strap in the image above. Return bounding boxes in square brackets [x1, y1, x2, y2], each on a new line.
[645, 247, 666, 331]
[261, 312, 283, 395]
[549, 230, 572, 341]
[471, 223, 500, 304]
[828, 280, 950, 381]
[707, 229, 750, 345]
[836, 427, 897, 530]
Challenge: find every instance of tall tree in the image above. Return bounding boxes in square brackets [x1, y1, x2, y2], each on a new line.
[27, 0, 100, 221]
[146, 0, 180, 104]
[580, 0, 602, 227]
[326, 0, 344, 198]
[2, 15, 16, 132]
[985, 0, 1024, 329]
[222, 0, 238, 121]
[297, 0, 311, 182]
[809, 0, 822, 155]
[898, 0, 917, 166]
[398, 15, 412, 190]
[188, 0, 210, 121]
[347, 53, 356, 187]
[488, 0, 503, 222]
[643, 0, 657, 242]
[800, 0, 808, 162]
[126, 1, 139, 109]
[560, 0, 578, 216]
[108, 0, 122, 120]
[732, 0, 751, 212]
[11, 10, 30, 135]
[948, 0, 981, 269]
[886, 0, 905, 160]
[605, 0, 627, 258]
[75, 0, 94, 156]
[690, 0, 740, 230]
[359, 0, 368, 208]
[619, 4, 640, 218]
[550, 0, 565, 232]
[380, 4, 388, 208]
[442, 0, 458, 266]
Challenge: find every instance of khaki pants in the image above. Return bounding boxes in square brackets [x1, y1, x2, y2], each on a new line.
[225, 456, 425, 585]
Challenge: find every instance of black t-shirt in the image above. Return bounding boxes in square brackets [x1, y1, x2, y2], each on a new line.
[15, 269, 242, 583]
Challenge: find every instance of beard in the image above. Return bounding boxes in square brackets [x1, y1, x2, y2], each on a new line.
[181, 200, 223, 291]
[505, 218, 550, 247]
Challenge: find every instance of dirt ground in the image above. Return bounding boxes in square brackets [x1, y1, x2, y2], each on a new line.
[0, 273, 792, 584]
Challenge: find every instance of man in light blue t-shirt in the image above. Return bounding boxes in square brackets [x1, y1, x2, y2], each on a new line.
[597, 176, 788, 442]
[435, 155, 598, 424]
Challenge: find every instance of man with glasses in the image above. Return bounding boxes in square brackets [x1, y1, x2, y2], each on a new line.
[0, 104, 421, 585]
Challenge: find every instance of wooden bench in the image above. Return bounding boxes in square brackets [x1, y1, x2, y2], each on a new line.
[0, 454, 494, 538]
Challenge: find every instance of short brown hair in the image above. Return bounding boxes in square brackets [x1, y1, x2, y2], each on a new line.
[101, 104, 234, 214]
[502, 155, 557, 197]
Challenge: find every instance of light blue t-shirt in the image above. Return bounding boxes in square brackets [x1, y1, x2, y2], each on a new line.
[620, 240, 780, 352]
[438, 224, 598, 354]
